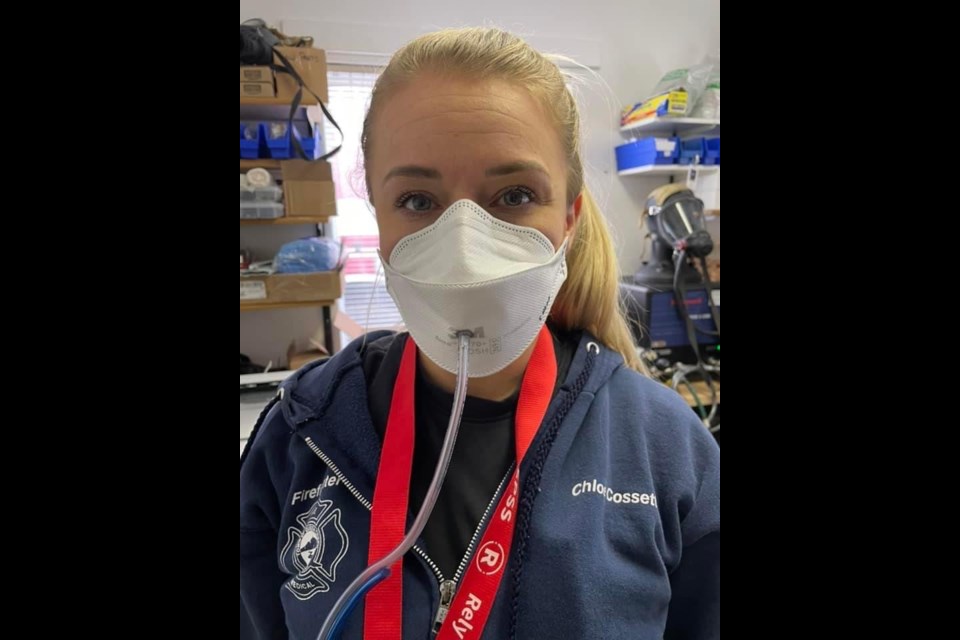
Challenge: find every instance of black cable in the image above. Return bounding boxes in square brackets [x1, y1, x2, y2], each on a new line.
[271, 47, 344, 162]
[673, 251, 719, 421]
[674, 251, 708, 356]
[680, 378, 708, 420]
[673, 251, 719, 339]
[698, 255, 721, 337]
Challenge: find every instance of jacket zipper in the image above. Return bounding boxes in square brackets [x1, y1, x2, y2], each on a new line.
[303, 436, 513, 637]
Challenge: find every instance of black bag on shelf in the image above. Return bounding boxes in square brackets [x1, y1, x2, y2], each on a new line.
[239, 22, 279, 66]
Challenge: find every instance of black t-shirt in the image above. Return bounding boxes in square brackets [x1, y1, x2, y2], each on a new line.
[363, 327, 579, 578]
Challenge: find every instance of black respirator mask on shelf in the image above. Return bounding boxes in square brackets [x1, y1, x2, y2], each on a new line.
[647, 187, 714, 259]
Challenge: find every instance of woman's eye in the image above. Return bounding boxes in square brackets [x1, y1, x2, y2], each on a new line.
[397, 193, 435, 212]
[497, 188, 534, 208]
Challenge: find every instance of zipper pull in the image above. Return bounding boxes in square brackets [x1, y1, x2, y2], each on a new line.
[432, 580, 458, 635]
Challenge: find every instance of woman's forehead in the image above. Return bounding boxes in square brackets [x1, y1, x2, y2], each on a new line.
[369, 74, 565, 178]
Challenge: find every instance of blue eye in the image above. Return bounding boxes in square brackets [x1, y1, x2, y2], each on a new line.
[396, 193, 435, 212]
[497, 187, 534, 208]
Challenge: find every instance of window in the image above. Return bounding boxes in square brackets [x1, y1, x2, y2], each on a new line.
[322, 68, 404, 334]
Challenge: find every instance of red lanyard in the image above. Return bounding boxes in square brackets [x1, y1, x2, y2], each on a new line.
[364, 326, 557, 640]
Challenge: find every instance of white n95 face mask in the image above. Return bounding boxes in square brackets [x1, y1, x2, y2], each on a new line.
[381, 199, 568, 378]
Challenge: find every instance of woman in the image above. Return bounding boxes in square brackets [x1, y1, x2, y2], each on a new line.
[241, 27, 720, 640]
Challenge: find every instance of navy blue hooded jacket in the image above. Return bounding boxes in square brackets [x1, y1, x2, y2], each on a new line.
[240, 331, 720, 640]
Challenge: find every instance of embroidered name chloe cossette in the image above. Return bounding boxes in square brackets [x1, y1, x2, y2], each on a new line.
[572, 479, 658, 507]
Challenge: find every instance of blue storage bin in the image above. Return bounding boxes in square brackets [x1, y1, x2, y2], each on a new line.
[679, 137, 707, 165]
[704, 138, 720, 165]
[265, 122, 324, 160]
[264, 122, 292, 159]
[295, 123, 325, 159]
[239, 121, 327, 160]
[615, 137, 679, 171]
[240, 122, 262, 159]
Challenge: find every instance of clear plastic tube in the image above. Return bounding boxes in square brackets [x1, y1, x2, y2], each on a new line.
[316, 331, 474, 640]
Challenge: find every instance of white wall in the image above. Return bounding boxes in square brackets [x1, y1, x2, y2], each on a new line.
[240, 0, 720, 364]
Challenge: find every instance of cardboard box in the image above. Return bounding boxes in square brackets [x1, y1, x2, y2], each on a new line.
[240, 269, 343, 305]
[280, 160, 337, 217]
[286, 181, 337, 217]
[240, 66, 273, 83]
[240, 82, 276, 98]
[287, 340, 330, 370]
[288, 349, 328, 370]
[274, 47, 329, 104]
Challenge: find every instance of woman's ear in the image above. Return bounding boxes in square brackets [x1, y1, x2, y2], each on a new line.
[564, 193, 584, 253]
[566, 193, 584, 234]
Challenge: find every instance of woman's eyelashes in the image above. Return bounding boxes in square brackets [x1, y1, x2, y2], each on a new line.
[395, 191, 438, 214]
[492, 186, 538, 209]
[394, 186, 542, 215]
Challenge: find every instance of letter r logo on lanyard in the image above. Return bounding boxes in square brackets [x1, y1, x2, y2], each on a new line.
[364, 326, 557, 640]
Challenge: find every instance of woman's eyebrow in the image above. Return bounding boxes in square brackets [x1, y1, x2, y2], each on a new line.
[485, 161, 550, 178]
[383, 165, 442, 185]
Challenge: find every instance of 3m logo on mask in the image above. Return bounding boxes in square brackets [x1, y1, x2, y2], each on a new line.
[447, 327, 505, 357]
[448, 327, 485, 340]
[280, 499, 350, 601]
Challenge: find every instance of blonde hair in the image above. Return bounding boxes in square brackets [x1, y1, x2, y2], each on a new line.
[363, 27, 643, 372]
